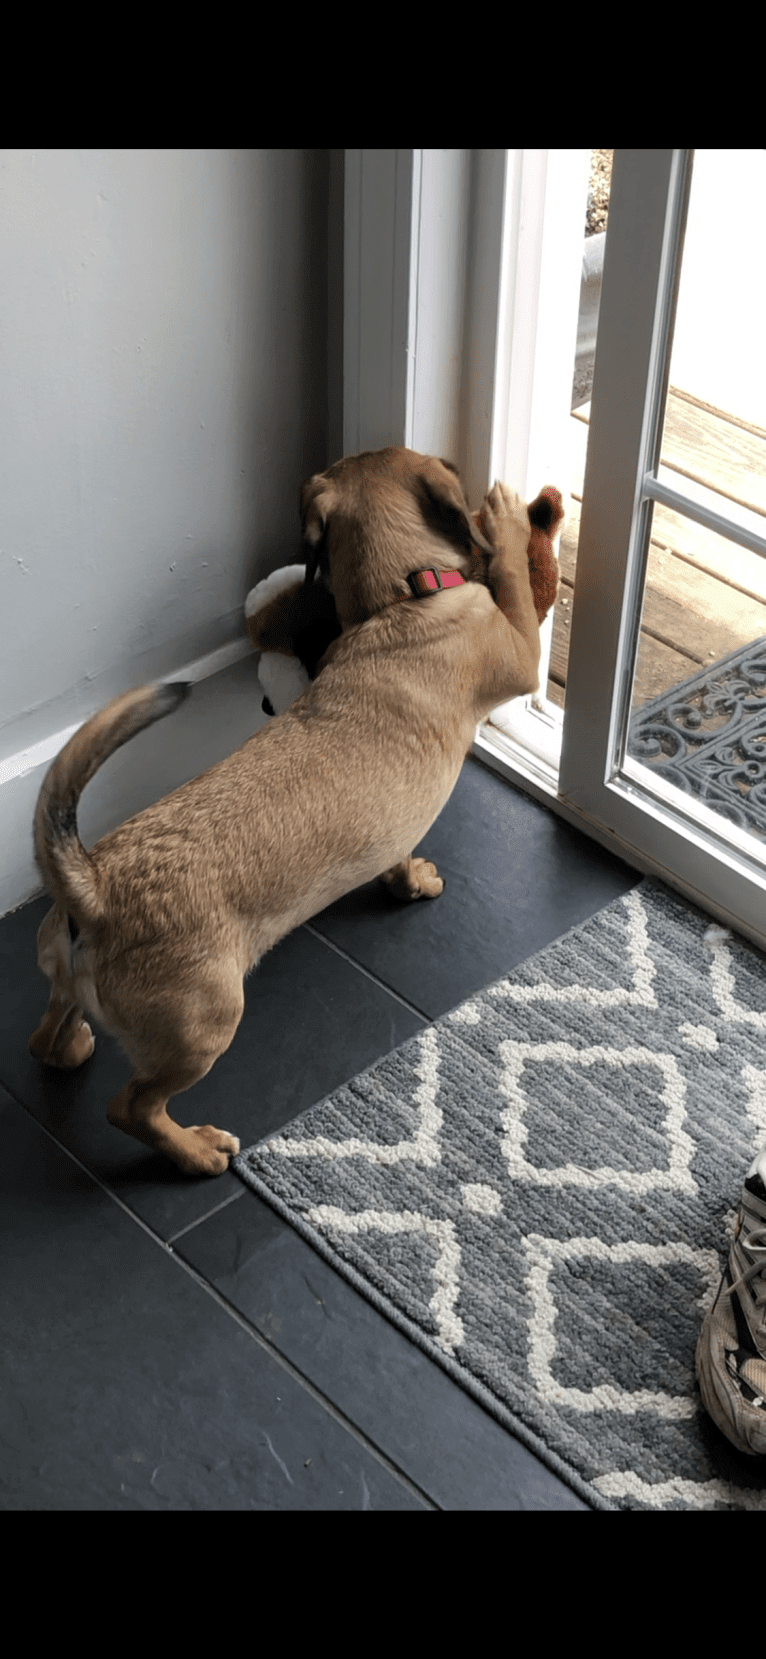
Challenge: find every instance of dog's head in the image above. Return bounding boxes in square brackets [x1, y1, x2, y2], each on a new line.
[299, 447, 494, 630]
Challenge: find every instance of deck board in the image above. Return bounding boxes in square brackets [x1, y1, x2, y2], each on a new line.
[547, 388, 766, 708]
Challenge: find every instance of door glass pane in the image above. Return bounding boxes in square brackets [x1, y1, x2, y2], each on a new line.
[625, 151, 766, 847]
[548, 149, 612, 712]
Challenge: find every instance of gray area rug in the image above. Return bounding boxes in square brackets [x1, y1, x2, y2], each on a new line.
[233, 880, 766, 1510]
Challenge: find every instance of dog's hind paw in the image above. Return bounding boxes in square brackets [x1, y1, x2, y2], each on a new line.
[29, 1018, 95, 1068]
[380, 857, 445, 901]
[178, 1125, 241, 1177]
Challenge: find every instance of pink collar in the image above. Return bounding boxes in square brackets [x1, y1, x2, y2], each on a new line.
[406, 567, 467, 597]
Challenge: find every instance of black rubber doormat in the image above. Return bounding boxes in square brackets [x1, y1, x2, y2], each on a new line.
[628, 637, 766, 838]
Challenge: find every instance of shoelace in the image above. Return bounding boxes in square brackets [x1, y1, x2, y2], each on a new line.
[726, 1223, 766, 1303]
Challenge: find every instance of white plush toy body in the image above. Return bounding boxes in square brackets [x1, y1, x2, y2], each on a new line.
[244, 564, 312, 716]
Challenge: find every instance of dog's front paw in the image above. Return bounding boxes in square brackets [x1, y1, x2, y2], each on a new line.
[380, 857, 445, 901]
[480, 481, 530, 557]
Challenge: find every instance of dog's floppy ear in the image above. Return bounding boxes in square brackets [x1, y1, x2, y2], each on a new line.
[300, 474, 338, 585]
[418, 458, 495, 556]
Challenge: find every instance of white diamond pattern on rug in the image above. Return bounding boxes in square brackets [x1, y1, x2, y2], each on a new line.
[264, 1027, 443, 1167]
[487, 886, 658, 1010]
[304, 1205, 464, 1355]
[710, 942, 766, 1028]
[523, 1234, 720, 1417]
[499, 1042, 696, 1194]
[235, 881, 766, 1511]
[742, 1065, 766, 1155]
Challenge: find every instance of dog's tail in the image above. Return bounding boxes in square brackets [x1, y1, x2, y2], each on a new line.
[34, 681, 191, 927]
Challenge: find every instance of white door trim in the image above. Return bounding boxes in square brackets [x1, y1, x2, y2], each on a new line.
[343, 147, 588, 754]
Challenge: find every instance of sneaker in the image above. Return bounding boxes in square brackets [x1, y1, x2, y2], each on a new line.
[696, 1173, 766, 1455]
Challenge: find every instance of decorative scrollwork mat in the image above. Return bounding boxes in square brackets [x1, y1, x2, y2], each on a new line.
[628, 638, 766, 838]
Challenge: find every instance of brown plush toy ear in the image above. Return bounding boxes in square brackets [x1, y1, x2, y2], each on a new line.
[525, 486, 564, 623]
[472, 485, 564, 623]
[248, 580, 341, 678]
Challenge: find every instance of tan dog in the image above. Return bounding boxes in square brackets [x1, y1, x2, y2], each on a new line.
[30, 448, 556, 1177]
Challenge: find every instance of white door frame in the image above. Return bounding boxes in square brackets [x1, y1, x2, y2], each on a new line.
[342, 146, 588, 770]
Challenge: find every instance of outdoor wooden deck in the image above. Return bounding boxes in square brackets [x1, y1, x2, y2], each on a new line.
[547, 387, 766, 709]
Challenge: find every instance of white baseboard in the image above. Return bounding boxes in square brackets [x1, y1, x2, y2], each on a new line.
[0, 642, 267, 918]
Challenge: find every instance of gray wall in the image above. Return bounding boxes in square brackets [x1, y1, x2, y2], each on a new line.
[0, 149, 331, 757]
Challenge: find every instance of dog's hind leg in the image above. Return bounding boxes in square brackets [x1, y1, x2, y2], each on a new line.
[105, 978, 245, 1176]
[29, 905, 95, 1068]
[107, 1068, 241, 1176]
[29, 989, 95, 1068]
[380, 857, 445, 900]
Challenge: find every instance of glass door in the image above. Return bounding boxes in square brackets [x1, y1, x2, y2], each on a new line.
[478, 150, 766, 949]
[560, 149, 766, 945]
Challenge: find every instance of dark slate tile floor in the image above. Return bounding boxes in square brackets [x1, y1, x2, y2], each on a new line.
[0, 755, 640, 1510]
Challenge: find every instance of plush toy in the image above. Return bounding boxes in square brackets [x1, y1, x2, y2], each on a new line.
[519, 485, 565, 624]
[244, 564, 341, 716]
[245, 486, 564, 718]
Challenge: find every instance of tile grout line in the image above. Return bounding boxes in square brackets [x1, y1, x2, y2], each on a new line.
[302, 923, 430, 1021]
[167, 1186, 245, 1244]
[11, 1096, 439, 1511]
[169, 1247, 438, 1509]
